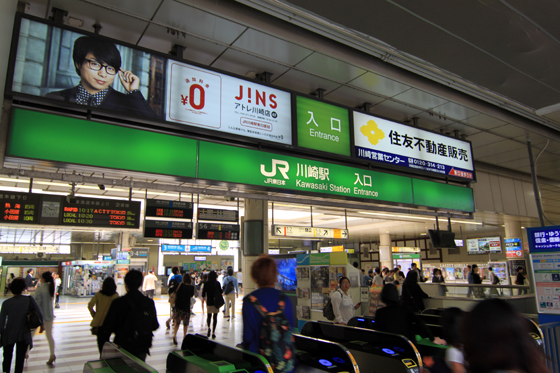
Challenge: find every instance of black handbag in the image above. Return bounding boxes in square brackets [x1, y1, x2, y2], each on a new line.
[26, 297, 42, 330]
[214, 283, 225, 309]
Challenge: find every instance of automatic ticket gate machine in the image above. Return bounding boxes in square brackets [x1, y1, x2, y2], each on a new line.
[293, 334, 359, 373]
[173, 334, 272, 373]
[301, 321, 422, 373]
[84, 343, 159, 373]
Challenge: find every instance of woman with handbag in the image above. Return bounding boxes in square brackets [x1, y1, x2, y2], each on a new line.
[88, 277, 119, 356]
[201, 271, 223, 339]
[0, 278, 43, 373]
[171, 275, 195, 345]
[34, 272, 56, 365]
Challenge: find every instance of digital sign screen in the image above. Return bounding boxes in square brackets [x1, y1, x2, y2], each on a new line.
[467, 237, 502, 254]
[197, 223, 240, 240]
[527, 226, 560, 252]
[0, 192, 41, 224]
[145, 199, 193, 219]
[60, 197, 141, 228]
[144, 220, 193, 239]
[197, 208, 238, 222]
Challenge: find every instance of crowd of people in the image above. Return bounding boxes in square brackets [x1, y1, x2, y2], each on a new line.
[0, 259, 551, 373]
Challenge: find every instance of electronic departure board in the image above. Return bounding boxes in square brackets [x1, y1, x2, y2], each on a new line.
[144, 220, 193, 239]
[60, 197, 141, 228]
[197, 223, 240, 240]
[0, 192, 41, 224]
[145, 199, 193, 219]
[198, 208, 238, 222]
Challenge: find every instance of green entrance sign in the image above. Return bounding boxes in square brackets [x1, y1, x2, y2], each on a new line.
[392, 253, 420, 259]
[198, 141, 413, 205]
[8, 108, 198, 178]
[296, 96, 351, 156]
[412, 179, 474, 212]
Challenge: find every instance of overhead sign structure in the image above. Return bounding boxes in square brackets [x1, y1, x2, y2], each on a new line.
[354, 111, 474, 180]
[197, 208, 239, 222]
[166, 61, 292, 145]
[531, 253, 560, 314]
[272, 225, 349, 239]
[505, 238, 523, 258]
[527, 226, 560, 253]
[143, 220, 193, 239]
[197, 223, 240, 240]
[296, 96, 351, 156]
[61, 197, 141, 228]
[198, 141, 475, 212]
[0, 192, 42, 224]
[145, 200, 193, 219]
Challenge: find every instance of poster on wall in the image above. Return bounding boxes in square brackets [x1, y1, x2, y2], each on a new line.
[310, 266, 330, 310]
[166, 60, 292, 145]
[531, 253, 560, 314]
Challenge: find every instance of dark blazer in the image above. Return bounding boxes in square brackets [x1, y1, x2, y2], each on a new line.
[0, 295, 43, 348]
[375, 305, 434, 342]
[402, 282, 429, 312]
[102, 290, 159, 355]
[45, 86, 157, 119]
[174, 284, 195, 311]
[201, 280, 222, 307]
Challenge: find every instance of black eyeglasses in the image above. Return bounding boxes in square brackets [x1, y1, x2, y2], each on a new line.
[84, 59, 117, 75]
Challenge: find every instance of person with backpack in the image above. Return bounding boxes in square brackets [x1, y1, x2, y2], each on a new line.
[222, 268, 239, 320]
[102, 270, 159, 362]
[330, 276, 361, 325]
[165, 266, 183, 330]
[242, 255, 295, 373]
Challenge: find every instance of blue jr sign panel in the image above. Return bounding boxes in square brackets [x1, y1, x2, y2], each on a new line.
[527, 226, 560, 253]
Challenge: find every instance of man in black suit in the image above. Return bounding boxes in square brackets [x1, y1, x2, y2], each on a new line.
[45, 36, 156, 119]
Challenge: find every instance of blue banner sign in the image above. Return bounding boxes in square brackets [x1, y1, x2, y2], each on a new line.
[527, 226, 560, 252]
[161, 244, 212, 253]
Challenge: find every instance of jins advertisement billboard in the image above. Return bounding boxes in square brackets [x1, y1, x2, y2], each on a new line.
[8, 17, 292, 145]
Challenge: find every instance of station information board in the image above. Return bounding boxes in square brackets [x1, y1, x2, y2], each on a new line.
[145, 199, 193, 219]
[197, 208, 238, 222]
[61, 197, 141, 228]
[197, 223, 240, 240]
[144, 220, 193, 239]
[0, 192, 42, 224]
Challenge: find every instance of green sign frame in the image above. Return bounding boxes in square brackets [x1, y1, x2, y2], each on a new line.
[296, 96, 351, 156]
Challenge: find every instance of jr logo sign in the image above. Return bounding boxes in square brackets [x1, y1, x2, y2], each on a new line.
[260, 159, 290, 179]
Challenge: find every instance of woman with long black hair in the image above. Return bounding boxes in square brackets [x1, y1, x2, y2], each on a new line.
[34, 272, 56, 364]
[402, 270, 429, 312]
[88, 277, 119, 356]
[201, 271, 223, 339]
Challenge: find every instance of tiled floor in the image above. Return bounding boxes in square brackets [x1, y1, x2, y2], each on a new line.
[0, 294, 244, 373]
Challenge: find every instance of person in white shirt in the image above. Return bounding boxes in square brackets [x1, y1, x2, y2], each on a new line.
[372, 267, 384, 286]
[143, 270, 157, 299]
[236, 268, 243, 293]
[330, 276, 361, 325]
[217, 270, 224, 285]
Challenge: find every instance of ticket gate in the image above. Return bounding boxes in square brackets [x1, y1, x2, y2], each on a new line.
[293, 334, 359, 373]
[173, 334, 272, 373]
[300, 321, 422, 373]
[83, 343, 158, 373]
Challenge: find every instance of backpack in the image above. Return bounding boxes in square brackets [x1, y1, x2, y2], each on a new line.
[248, 293, 295, 373]
[323, 289, 342, 321]
[223, 277, 235, 295]
[123, 296, 155, 351]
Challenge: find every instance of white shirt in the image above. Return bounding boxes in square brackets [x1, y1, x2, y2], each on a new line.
[373, 275, 384, 286]
[217, 274, 224, 284]
[54, 278, 61, 288]
[445, 346, 464, 367]
[236, 272, 243, 283]
[143, 273, 157, 291]
[330, 289, 355, 324]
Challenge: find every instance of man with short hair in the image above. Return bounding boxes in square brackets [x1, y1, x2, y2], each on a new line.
[24, 269, 35, 292]
[103, 270, 159, 361]
[142, 270, 157, 299]
[372, 267, 384, 286]
[362, 269, 372, 287]
[515, 266, 527, 295]
[411, 263, 424, 282]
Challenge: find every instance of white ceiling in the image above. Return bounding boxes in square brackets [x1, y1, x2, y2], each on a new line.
[1, 0, 557, 244]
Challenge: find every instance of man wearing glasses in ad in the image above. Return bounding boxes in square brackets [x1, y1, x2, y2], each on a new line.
[46, 36, 156, 118]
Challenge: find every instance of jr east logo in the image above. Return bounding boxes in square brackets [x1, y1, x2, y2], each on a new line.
[261, 159, 289, 185]
[168, 63, 222, 128]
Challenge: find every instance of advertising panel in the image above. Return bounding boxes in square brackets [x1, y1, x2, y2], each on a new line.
[296, 96, 350, 156]
[467, 237, 502, 254]
[9, 17, 291, 146]
[166, 61, 292, 144]
[354, 111, 474, 180]
[505, 238, 523, 258]
[531, 253, 560, 314]
[527, 226, 560, 253]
